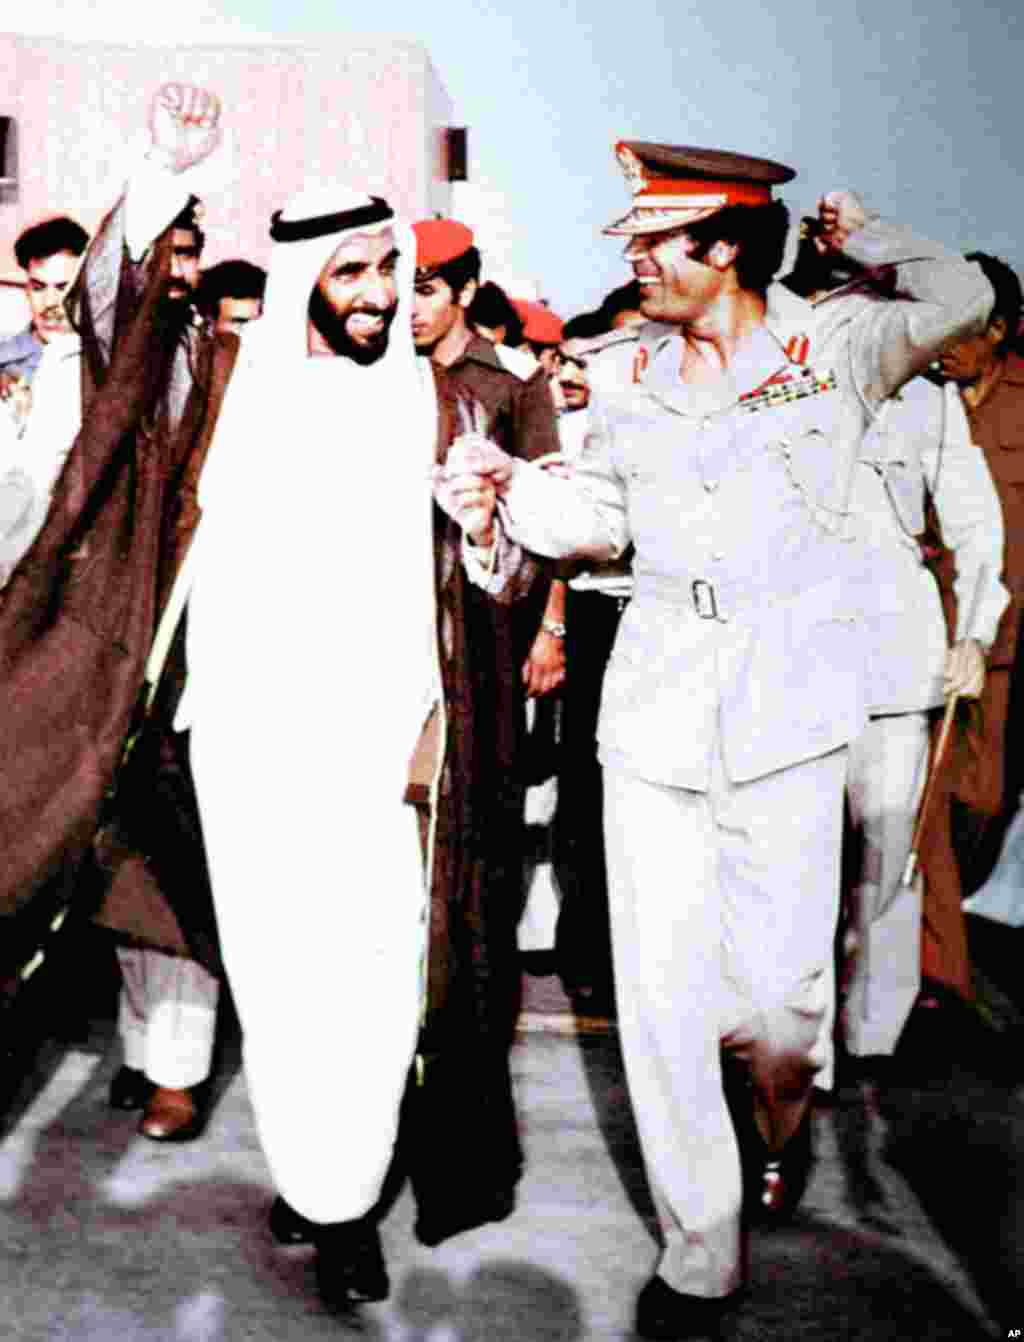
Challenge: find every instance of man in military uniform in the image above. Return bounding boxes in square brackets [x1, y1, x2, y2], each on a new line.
[782, 234, 1006, 1061]
[411, 217, 566, 697]
[436, 141, 992, 1339]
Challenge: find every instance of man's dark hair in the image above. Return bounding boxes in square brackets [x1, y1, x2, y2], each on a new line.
[197, 259, 267, 318]
[684, 201, 791, 293]
[597, 279, 644, 325]
[170, 200, 205, 256]
[562, 310, 608, 339]
[432, 246, 481, 299]
[564, 280, 647, 339]
[14, 215, 88, 270]
[965, 252, 1022, 356]
[467, 280, 523, 346]
[781, 218, 847, 299]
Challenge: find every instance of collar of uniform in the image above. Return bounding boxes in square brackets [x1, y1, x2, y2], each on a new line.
[763, 281, 817, 358]
[573, 327, 644, 358]
[449, 333, 504, 373]
[637, 286, 814, 369]
[640, 294, 802, 417]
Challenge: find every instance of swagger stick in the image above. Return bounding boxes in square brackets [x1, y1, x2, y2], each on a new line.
[899, 692, 960, 889]
[899, 563, 990, 889]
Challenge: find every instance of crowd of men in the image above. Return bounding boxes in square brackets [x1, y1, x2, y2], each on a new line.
[0, 82, 1020, 1339]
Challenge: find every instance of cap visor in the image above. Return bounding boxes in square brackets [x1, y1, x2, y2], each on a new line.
[603, 203, 724, 236]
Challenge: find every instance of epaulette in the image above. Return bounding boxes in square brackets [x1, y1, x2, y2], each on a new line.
[493, 343, 540, 381]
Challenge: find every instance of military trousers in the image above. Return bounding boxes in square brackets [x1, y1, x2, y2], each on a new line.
[603, 745, 844, 1298]
[843, 712, 930, 1056]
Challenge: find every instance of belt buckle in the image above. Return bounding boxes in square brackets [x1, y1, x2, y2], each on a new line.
[692, 579, 718, 620]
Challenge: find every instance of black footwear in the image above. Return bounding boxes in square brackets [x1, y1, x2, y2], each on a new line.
[635, 1277, 729, 1340]
[414, 1186, 516, 1247]
[108, 1065, 153, 1111]
[314, 1218, 389, 1311]
[268, 1195, 316, 1246]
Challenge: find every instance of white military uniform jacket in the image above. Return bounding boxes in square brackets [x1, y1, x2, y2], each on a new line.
[496, 218, 993, 790]
[849, 374, 1007, 714]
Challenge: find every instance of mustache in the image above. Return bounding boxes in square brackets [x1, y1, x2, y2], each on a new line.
[308, 287, 397, 363]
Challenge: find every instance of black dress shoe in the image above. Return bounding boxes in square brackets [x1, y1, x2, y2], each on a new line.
[268, 1195, 316, 1245]
[635, 1277, 729, 1340]
[314, 1217, 389, 1311]
[108, 1065, 153, 1111]
[414, 1186, 516, 1247]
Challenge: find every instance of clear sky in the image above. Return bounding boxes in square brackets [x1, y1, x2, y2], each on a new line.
[16, 0, 1024, 316]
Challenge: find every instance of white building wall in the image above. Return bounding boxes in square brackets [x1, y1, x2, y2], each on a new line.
[0, 33, 453, 284]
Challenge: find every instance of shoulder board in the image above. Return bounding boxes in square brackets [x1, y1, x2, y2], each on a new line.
[582, 332, 645, 393]
[494, 343, 540, 381]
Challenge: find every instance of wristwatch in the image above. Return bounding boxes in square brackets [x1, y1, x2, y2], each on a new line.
[541, 620, 567, 639]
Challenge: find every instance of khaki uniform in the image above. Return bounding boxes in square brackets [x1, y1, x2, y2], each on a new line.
[496, 219, 991, 1296]
[842, 375, 1005, 1055]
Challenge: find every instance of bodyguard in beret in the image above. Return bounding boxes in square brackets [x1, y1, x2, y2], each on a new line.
[434, 139, 993, 1339]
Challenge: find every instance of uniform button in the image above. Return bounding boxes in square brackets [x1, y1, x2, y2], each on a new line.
[701, 417, 713, 431]
[704, 480, 718, 493]
[711, 551, 724, 562]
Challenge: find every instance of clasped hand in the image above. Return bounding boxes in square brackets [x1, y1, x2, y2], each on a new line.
[432, 435, 516, 546]
[814, 189, 868, 255]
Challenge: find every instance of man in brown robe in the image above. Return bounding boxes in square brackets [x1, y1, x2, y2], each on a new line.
[912, 254, 1024, 1016]
[0, 85, 231, 1132]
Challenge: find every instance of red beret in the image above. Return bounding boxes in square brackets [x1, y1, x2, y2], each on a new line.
[512, 299, 563, 346]
[413, 218, 475, 273]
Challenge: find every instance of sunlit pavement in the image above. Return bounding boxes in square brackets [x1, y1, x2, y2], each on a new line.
[0, 951, 1019, 1340]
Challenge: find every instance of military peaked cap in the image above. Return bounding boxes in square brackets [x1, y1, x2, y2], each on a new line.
[605, 140, 796, 236]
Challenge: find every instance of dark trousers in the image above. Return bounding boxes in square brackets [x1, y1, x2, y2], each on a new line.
[554, 588, 627, 998]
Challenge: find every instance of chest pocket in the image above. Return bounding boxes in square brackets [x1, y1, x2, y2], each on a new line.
[761, 389, 842, 513]
[860, 405, 926, 538]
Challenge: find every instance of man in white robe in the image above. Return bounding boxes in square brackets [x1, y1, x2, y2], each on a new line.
[185, 176, 508, 1311]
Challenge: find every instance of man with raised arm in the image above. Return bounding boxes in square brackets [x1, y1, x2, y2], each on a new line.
[0, 86, 231, 1102]
[434, 140, 992, 1339]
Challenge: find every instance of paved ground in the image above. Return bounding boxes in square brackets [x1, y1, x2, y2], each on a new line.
[0, 929, 1021, 1340]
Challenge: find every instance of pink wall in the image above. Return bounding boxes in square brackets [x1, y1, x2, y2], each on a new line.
[0, 34, 454, 285]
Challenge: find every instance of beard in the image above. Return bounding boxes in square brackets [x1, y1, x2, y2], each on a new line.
[308, 286, 396, 365]
[151, 285, 196, 353]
